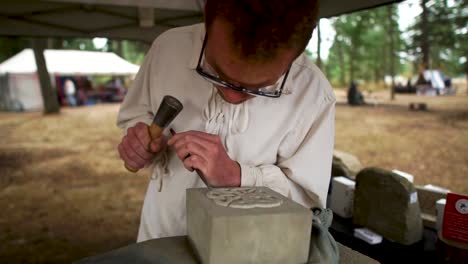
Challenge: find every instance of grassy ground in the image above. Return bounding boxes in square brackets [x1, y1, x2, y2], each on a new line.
[0, 91, 467, 263]
[0, 105, 149, 263]
[334, 90, 468, 192]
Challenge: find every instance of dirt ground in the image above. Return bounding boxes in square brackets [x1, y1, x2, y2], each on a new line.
[0, 91, 467, 263]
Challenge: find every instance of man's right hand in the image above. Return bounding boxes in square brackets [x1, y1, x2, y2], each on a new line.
[118, 122, 166, 171]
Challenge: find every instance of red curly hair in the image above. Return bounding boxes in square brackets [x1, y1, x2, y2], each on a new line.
[205, 0, 320, 62]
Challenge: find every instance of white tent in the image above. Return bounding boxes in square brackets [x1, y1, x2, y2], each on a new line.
[416, 70, 452, 96]
[422, 70, 445, 90]
[0, 49, 140, 111]
[0, 49, 139, 75]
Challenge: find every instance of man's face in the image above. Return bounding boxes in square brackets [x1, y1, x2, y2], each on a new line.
[204, 19, 297, 104]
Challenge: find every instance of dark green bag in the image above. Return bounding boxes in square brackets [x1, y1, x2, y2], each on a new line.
[307, 208, 340, 264]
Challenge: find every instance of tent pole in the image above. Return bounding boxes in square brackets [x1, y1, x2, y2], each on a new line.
[32, 38, 60, 114]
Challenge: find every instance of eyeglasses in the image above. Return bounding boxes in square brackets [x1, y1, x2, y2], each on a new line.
[196, 35, 290, 98]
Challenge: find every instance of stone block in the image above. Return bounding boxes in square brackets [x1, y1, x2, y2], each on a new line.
[330, 176, 355, 218]
[337, 243, 380, 264]
[436, 198, 446, 232]
[332, 150, 362, 180]
[392, 169, 414, 183]
[186, 187, 312, 264]
[416, 184, 449, 229]
[353, 167, 423, 245]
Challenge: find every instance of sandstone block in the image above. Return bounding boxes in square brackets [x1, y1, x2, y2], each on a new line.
[332, 150, 362, 179]
[330, 176, 355, 218]
[353, 167, 423, 245]
[187, 187, 312, 264]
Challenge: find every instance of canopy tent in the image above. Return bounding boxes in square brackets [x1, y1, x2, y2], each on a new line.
[0, 0, 402, 113]
[0, 0, 403, 43]
[0, 49, 140, 75]
[0, 49, 139, 111]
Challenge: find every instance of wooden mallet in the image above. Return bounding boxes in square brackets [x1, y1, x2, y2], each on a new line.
[125, 95, 183, 172]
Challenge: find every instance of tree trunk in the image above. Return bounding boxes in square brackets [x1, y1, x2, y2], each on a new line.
[465, 64, 468, 94]
[349, 48, 355, 83]
[46, 38, 63, 49]
[47, 38, 54, 49]
[32, 38, 60, 114]
[387, 6, 396, 100]
[316, 20, 322, 69]
[337, 39, 346, 86]
[349, 33, 361, 84]
[116, 40, 123, 58]
[421, 0, 430, 69]
[374, 51, 379, 83]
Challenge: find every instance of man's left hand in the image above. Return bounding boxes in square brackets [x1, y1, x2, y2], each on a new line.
[167, 130, 240, 187]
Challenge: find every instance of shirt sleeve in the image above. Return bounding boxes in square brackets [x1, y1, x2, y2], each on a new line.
[239, 95, 335, 207]
[116, 41, 158, 134]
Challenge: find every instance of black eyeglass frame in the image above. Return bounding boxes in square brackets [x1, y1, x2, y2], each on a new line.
[195, 35, 291, 98]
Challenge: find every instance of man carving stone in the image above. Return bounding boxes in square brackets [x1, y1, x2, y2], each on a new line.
[117, 0, 335, 242]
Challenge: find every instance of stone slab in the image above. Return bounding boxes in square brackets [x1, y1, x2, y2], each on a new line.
[187, 187, 312, 264]
[330, 176, 355, 218]
[436, 198, 446, 232]
[392, 169, 414, 183]
[338, 243, 380, 264]
[74, 236, 198, 264]
[332, 150, 362, 179]
[75, 235, 380, 264]
[353, 167, 423, 245]
[416, 185, 449, 229]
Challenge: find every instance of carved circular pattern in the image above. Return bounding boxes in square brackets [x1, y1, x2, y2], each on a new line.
[206, 187, 283, 209]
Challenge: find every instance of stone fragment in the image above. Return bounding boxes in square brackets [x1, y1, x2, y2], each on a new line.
[436, 198, 446, 232]
[332, 150, 362, 180]
[187, 187, 312, 264]
[416, 184, 449, 229]
[330, 176, 355, 218]
[353, 167, 423, 245]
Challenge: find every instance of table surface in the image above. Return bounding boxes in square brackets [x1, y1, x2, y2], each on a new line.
[75, 235, 379, 264]
[330, 213, 440, 264]
[74, 213, 454, 264]
[75, 236, 198, 264]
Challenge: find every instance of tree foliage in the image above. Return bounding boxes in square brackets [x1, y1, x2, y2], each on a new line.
[0, 37, 30, 63]
[324, 0, 466, 87]
[325, 5, 403, 87]
[408, 0, 467, 76]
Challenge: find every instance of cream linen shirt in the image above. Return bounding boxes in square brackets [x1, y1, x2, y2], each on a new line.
[117, 23, 336, 242]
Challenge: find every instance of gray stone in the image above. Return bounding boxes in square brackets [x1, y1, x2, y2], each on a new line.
[416, 185, 449, 229]
[187, 187, 312, 264]
[338, 243, 380, 264]
[332, 150, 362, 180]
[353, 167, 423, 245]
[74, 236, 198, 264]
[75, 236, 380, 264]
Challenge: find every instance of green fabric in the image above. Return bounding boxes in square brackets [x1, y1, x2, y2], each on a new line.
[308, 208, 340, 264]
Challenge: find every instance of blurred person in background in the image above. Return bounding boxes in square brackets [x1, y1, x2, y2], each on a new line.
[64, 78, 77, 106]
[347, 80, 365, 106]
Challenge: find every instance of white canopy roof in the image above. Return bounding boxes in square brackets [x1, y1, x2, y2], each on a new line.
[0, 49, 140, 75]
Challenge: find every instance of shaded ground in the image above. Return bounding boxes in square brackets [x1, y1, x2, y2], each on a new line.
[0, 105, 149, 263]
[0, 92, 467, 263]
